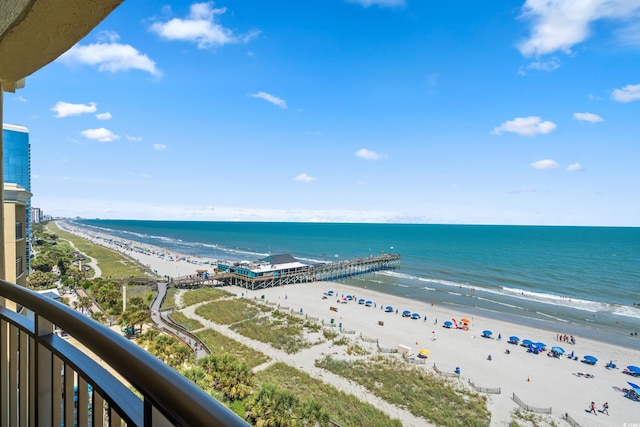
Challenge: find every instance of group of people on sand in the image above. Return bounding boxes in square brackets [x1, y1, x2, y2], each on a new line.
[556, 333, 575, 344]
[588, 401, 608, 415]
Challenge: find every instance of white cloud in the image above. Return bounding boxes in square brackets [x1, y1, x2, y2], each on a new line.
[126, 135, 143, 141]
[96, 112, 112, 120]
[573, 112, 603, 123]
[51, 101, 97, 118]
[81, 128, 120, 142]
[612, 83, 640, 102]
[346, 0, 406, 7]
[149, 2, 259, 49]
[520, 58, 561, 75]
[355, 148, 385, 160]
[294, 173, 316, 183]
[15, 96, 26, 102]
[531, 159, 560, 169]
[58, 38, 160, 76]
[153, 144, 167, 151]
[567, 163, 583, 171]
[250, 92, 287, 109]
[492, 116, 557, 136]
[518, 0, 640, 57]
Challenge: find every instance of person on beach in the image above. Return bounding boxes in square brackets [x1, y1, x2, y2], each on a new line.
[588, 401, 597, 415]
[602, 402, 608, 415]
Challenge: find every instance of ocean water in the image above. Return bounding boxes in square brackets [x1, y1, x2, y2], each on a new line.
[71, 220, 640, 348]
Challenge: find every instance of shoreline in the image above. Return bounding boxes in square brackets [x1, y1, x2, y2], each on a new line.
[57, 220, 640, 426]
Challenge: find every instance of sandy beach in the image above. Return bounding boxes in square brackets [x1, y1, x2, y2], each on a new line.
[59, 221, 640, 426]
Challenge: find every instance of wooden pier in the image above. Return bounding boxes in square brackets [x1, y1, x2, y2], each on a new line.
[171, 253, 400, 290]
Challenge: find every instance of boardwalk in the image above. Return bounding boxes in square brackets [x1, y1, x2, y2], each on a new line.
[171, 254, 401, 290]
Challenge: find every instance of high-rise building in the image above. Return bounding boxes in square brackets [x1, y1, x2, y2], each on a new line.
[3, 183, 31, 286]
[31, 206, 42, 223]
[3, 123, 32, 277]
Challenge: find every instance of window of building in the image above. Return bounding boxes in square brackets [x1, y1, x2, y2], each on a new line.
[16, 257, 24, 276]
[16, 221, 23, 239]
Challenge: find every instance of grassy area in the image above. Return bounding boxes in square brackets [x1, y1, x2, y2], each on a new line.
[315, 355, 490, 427]
[168, 311, 204, 331]
[194, 299, 264, 325]
[195, 328, 270, 369]
[230, 311, 320, 354]
[181, 287, 235, 307]
[255, 362, 402, 427]
[47, 222, 150, 279]
[161, 287, 179, 309]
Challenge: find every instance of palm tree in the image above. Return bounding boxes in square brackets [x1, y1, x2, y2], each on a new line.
[77, 296, 93, 314]
[296, 400, 330, 427]
[181, 366, 210, 390]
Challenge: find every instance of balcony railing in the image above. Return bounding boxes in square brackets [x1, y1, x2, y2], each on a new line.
[0, 279, 247, 426]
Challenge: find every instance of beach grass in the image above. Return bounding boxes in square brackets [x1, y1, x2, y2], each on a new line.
[160, 288, 178, 309]
[194, 299, 263, 325]
[255, 362, 403, 427]
[168, 311, 204, 331]
[195, 328, 270, 369]
[316, 355, 491, 427]
[47, 222, 150, 279]
[230, 310, 319, 354]
[181, 287, 235, 307]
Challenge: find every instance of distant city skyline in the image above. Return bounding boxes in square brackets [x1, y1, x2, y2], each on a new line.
[4, 1, 640, 226]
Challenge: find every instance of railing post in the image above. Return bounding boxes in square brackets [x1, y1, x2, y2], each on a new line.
[0, 319, 7, 427]
[35, 316, 54, 426]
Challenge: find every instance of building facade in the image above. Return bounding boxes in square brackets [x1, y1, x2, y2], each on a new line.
[3, 123, 32, 276]
[3, 183, 31, 286]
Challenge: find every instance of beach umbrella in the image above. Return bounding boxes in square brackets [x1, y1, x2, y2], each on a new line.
[628, 382, 640, 391]
[584, 355, 598, 364]
[385, 306, 393, 312]
[551, 346, 565, 354]
[482, 330, 492, 336]
[358, 299, 365, 304]
[411, 313, 420, 319]
[365, 300, 373, 306]
[443, 321, 453, 328]
[535, 342, 547, 349]
[418, 348, 431, 358]
[461, 318, 471, 323]
[522, 339, 534, 346]
[402, 310, 411, 316]
[628, 366, 640, 374]
[509, 336, 520, 342]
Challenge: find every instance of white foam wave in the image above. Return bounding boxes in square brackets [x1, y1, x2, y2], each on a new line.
[612, 306, 640, 319]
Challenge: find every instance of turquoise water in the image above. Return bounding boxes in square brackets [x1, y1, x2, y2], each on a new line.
[73, 220, 640, 348]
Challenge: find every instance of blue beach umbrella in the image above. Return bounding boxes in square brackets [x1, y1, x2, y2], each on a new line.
[402, 310, 411, 317]
[628, 366, 640, 374]
[482, 330, 492, 336]
[358, 298, 365, 304]
[385, 306, 393, 312]
[509, 336, 520, 343]
[584, 355, 598, 364]
[411, 313, 420, 319]
[535, 342, 547, 350]
[365, 300, 373, 307]
[443, 321, 453, 328]
[628, 382, 640, 392]
[551, 346, 565, 354]
[522, 339, 533, 346]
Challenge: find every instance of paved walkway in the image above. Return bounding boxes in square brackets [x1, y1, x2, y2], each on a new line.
[61, 238, 102, 278]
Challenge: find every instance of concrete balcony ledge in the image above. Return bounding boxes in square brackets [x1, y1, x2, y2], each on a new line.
[0, 278, 247, 426]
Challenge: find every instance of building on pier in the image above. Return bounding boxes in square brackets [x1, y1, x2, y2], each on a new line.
[209, 253, 401, 290]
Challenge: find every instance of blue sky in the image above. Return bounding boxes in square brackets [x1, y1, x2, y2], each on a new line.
[5, 0, 640, 226]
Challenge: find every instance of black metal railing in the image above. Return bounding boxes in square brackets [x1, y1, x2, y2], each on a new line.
[0, 279, 247, 426]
